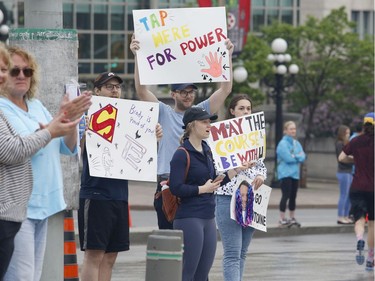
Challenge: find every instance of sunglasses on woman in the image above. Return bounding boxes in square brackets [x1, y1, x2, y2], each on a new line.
[10, 67, 34, 78]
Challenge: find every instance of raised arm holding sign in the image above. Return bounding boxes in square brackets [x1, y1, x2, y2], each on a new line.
[132, 7, 231, 85]
[130, 6, 234, 230]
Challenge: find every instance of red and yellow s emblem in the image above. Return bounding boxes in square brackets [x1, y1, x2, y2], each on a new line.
[88, 104, 118, 143]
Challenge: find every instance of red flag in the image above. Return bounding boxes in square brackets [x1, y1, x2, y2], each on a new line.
[197, 0, 212, 7]
[238, 0, 251, 46]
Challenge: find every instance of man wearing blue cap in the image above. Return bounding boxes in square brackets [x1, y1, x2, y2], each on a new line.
[130, 36, 234, 229]
[339, 112, 374, 271]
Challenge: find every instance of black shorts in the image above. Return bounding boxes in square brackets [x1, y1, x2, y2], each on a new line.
[350, 190, 374, 221]
[78, 199, 130, 252]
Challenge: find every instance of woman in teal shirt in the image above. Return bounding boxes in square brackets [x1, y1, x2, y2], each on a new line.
[277, 121, 306, 226]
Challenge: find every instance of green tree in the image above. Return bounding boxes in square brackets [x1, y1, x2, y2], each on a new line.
[261, 7, 374, 143]
[233, 7, 374, 186]
[236, 7, 374, 140]
[231, 34, 271, 106]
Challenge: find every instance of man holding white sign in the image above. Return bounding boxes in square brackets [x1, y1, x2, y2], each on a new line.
[130, 7, 234, 229]
[78, 72, 162, 281]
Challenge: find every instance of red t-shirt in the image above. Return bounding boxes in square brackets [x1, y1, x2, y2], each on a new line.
[342, 133, 374, 192]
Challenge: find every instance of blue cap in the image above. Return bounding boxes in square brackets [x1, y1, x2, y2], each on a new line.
[364, 112, 375, 125]
[171, 83, 198, 91]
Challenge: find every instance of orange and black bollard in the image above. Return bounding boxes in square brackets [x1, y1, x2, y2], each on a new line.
[64, 210, 79, 281]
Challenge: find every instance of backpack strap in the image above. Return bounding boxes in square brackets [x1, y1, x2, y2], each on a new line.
[177, 147, 190, 181]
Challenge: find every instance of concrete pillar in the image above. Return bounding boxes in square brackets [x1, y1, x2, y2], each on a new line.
[146, 230, 184, 281]
[9, 27, 79, 280]
[24, 0, 62, 28]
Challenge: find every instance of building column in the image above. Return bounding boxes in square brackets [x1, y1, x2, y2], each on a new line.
[10, 2, 80, 278]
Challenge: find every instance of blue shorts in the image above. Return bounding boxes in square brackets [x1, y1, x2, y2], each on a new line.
[78, 199, 130, 252]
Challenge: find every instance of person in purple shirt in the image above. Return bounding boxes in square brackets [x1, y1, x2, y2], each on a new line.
[339, 112, 374, 271]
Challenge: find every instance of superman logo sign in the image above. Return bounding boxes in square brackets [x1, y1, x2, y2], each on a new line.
[88, 104, 118, 143]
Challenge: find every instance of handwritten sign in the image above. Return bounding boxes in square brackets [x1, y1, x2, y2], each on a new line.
[207, 112, 266, 172]
[86, 96, 159, 182]
[133, 7, 230, 85]
[230, 174, 272, 232]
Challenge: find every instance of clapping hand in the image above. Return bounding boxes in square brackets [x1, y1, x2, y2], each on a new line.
[59, 90, 92, 122]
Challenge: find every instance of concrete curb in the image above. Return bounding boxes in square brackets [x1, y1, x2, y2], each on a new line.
[253, 224, 353, 238]
[127, 224, 353, 245]
[129, 204, 338, 211]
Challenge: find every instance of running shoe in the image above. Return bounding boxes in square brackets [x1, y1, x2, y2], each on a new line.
[356, 239, 365, 265]
[289, 218, 301, 228]
[365, 260, 374, 271]
[278, 218, 290, 227]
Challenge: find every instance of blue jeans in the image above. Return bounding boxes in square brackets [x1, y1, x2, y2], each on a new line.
[336, 172, 353, 217]
[215, 195, 255, 281]
[4, 218, 48, 281]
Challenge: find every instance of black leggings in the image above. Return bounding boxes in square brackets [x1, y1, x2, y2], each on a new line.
[173, 218, 216, 281]
[0, 220, 21, 280]
[279, 177, 299, 212]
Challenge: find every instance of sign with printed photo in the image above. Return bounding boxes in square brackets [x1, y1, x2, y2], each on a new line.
[85, 96, 159, 182]
[132, 7, 230, 85]
[230, 174, 272, 232]
[207, 111, 266, 172]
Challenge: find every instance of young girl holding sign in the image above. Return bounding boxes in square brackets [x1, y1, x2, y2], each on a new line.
[215, 94, 267, 281]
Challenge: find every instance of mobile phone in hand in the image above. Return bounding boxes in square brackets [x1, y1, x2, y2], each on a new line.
[64, 83, 80, 100]
[213, 174, 225, 183]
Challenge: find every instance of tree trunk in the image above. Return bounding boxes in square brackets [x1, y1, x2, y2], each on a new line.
[299, 162, 307, 188]
[299, 105, 315, 189]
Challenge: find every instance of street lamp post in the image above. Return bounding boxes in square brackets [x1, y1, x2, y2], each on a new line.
[266, 38, 299, 186]
[274, 72, 283, 149]
[233, 64, 248, 83]
[0, 3, 9, 43]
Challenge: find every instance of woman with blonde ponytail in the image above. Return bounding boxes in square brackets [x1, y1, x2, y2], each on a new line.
[169, 106, 251, 281]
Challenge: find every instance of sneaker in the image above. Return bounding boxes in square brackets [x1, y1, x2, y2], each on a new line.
[290, 218, 301, 227]
[279, 218, 290, 227]
[356, 240, 365, 265]
[337, 218, 351, 224]
[365, 260, 374, 271]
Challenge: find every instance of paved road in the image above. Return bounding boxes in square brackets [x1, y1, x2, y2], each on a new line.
[76, 232, 374, 281]
[74, 179, 367, 280]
